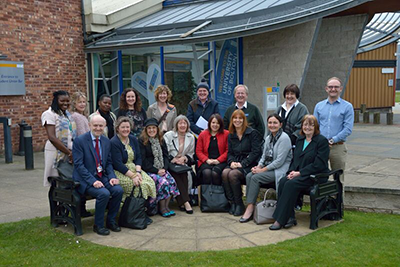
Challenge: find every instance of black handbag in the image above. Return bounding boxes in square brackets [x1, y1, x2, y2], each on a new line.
[56, 158, 74, 180]
[118, 186, 147, 230]
[200, 180, 230, 212]
[168, 163, 192, 174]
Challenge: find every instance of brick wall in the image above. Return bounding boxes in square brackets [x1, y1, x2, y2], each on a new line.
[0, 0, 86, 153]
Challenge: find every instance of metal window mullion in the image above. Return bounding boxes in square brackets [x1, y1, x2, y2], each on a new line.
[96, 53, 111, 96]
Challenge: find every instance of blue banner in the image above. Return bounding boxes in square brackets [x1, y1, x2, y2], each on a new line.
[215, 39, 238, 117]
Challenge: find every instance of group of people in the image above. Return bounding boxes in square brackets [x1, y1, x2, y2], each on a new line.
[42, 76, 353, 235]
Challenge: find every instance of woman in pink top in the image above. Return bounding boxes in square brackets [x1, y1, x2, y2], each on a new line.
[70, 92, 90, 137]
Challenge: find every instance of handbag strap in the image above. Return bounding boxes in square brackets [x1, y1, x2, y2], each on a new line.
[263, 188, 274, 202]
[130, 185, 143, 198]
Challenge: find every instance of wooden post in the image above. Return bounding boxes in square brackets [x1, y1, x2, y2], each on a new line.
[387, 112, 394, 125]
[363, 111, 370, 123]
[360, 104, 367, 113]
[373, 112, 380, 124]
[354, 110, 360, 123]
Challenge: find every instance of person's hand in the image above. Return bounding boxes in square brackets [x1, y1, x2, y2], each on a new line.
[287, 171, 300, 180]
[158, 169, 166, 176]
[68, 150, 73, 163]
[213, 159, 220, 165]
[252, 166, 260, 173]
[132, 176, 140, 186]
[230, 162, 239, 169]
[137, 172, 143, 182]
[236, 162, 242, 168]
[93, 181, 104, 188]
[206, 159, 213, 165]
[175, 156, 185, 165]
[109, 178, 119, 186]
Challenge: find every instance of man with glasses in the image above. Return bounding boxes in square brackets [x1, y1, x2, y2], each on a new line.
[223, 84, 265, 137]
[314, 77, 354, 184]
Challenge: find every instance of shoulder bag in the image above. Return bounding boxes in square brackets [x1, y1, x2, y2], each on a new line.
[200, 178, 230, 212]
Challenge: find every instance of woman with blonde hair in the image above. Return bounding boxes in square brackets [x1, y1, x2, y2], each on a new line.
[70, 91, 89, 136]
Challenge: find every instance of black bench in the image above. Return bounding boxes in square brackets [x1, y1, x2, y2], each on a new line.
[259, 169, 343, 230]
[48, 176, 91, 236]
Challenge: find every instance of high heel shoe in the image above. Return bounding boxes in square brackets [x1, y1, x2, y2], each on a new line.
[239, 214, 253, 223]
[283, 217, 297, 229]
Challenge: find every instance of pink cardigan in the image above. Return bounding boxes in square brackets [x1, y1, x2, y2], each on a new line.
[196, 129, 229, 167]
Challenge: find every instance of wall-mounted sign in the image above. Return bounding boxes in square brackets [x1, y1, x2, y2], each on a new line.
[263, 86, 280, 119]
[0, 61, 26, 95]
[382, 68, 394, 74]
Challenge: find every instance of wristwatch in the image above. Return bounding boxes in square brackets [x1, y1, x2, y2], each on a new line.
[328, 139, 334, 145]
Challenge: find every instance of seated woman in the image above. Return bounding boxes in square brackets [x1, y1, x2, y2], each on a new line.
[110, 116, 156, 206]
[117, 88, 147, 138]
[269, 115, 330, 230]
[164, 115, 195, 214]
[222, 110, 263, 216]
[240, 114, 292, 223]
[196, 114, 229, 185]
[139, 118, 179, 217]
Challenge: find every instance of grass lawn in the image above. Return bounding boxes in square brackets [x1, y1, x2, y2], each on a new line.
[396, 91, 400, 103]
[1, 211, 399, 266]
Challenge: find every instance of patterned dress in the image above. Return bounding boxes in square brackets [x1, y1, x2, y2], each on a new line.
[115, 143, 156, 202]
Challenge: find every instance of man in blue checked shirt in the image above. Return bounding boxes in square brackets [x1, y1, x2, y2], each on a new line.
[314, 77, 354, 184]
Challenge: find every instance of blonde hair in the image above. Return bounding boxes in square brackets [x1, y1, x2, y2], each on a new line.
[154, 85, 172, 103]
[70, 91, 88, 116]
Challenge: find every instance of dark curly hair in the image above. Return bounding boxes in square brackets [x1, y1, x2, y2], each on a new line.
[120, 88, 142, 111]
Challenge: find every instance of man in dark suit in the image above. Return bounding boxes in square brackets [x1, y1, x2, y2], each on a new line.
[73, 114, 123, 235]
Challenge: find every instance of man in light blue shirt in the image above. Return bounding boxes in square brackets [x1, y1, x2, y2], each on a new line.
[314, 77, 354, 184]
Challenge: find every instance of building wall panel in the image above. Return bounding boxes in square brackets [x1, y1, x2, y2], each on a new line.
[356, 42, 397, 60]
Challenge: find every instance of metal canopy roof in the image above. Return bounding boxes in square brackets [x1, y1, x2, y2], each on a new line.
[85, 0, 370, 52]
[358, 12, 400, 53]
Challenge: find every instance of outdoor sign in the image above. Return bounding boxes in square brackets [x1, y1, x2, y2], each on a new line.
[131, 71, 147, 98]
[146, 63, 162, 105]
[263, 86, 280, 119]
[0, 61, 25, 95]
[215, 39, 238, 116]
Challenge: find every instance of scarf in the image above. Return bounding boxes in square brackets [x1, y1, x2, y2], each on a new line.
[149, 137, 164, 169]
[263, 128, 283, 166]
[98, 109, 115, 138]
[55, 110, 76, 164]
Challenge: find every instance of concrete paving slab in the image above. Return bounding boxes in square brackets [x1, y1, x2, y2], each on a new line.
[357, 159, 400, 176]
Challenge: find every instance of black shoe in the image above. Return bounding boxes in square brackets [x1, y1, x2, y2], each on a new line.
[93, 225, 110, 235]
[233, 202, 245, 216]
[229, 203, 236, 215]
[106, 222, 121, 232]
[284, 218, 297, 229]
[81, 210, 93, 218]
[146, 217, 153, 225]
[269, 223, 282, 231]
[186, 209, 194, 214]
[179, 206, 186, 212]
[239, 214, 253, 223]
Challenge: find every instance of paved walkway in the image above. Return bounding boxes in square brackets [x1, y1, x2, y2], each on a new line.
[0, 113, 399, 251]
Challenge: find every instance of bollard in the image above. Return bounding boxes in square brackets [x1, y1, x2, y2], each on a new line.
[0, 117, 13, 163]
[360, 104, 367, 113]
[17, 120, 27, 156]
[363, 111, 370, 123]
[373, 112, 380, 124]
[23, 125, 34, 170]
[387, 111, 394, 125]
[354, 110, 360, 123]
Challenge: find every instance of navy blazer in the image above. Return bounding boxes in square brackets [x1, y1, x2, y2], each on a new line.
[110, 134, 142, 175]
[288, 134, 330, 181]
[72, 131, 116, 194]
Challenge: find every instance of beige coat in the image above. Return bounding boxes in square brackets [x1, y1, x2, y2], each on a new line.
[146, 102, 177, 132]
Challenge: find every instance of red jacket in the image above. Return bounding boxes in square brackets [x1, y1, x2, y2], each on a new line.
[196, 129, 229, 167]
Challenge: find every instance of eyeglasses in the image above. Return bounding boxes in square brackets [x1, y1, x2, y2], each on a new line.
[327, 86, 340, 89]
[303, 123, 315, 127]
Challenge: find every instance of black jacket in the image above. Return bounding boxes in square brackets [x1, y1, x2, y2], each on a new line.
[110, 134, 142, 175]
[288, 134, 330, 181]
[227, 127, 263, 174]
[139, 138, 170, 174]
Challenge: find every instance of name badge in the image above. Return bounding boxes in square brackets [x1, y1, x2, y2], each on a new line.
[97, 165, 103, 173]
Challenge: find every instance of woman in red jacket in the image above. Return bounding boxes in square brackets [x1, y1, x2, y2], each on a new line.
[196, 114, 229, 185]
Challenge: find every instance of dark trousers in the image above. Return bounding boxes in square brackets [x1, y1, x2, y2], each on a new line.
[170, 171, 190, 206]
[86, 179, 123, 228]
[273, 177, 313, 225]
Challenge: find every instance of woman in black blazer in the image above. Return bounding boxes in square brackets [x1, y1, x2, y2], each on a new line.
[222, 109, 263, 216]
[139, 118, 179, 218]
[110, 117, 156, 202]
[270, 115, 330, 230]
